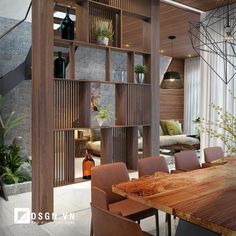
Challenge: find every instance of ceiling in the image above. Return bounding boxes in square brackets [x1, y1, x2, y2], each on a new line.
[175, 0, 236, 11]
[160, 3, 199, 58]
[160, 0, 236, 58]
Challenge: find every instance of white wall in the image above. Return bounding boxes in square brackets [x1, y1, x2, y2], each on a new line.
[0, 0, 31, 22]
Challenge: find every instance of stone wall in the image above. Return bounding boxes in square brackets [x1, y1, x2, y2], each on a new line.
[0, 16, 31, 77]
[2, 80, 32, 154]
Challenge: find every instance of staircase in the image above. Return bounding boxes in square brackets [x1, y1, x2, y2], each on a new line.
[0, 2, 32, 95]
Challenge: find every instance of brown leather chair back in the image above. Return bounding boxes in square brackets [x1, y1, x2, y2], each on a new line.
[204, 146, 224, 163]
[138, 156, 169, 177]
[174, 151, 201, 171]
[91, 162, 129, 204]
[91, 204, 146, 236]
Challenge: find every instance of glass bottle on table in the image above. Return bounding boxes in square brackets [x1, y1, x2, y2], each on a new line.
[82, 150, 95, 179]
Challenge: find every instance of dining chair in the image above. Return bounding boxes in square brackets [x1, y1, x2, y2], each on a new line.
[91, 204, 153, 236]
[174, 150, 201, 172]
[138, 156, 172, 236]
[204, 146, 224, 163]
[91, 162, 159, 236]
[138, 156, 169, 178]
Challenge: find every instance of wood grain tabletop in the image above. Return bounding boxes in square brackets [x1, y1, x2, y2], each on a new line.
[112, 157, 236, 236]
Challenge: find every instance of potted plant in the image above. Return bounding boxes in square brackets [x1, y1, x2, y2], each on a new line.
[94, 20, 113, 46]
[134, 64, 147, 83]
[95, 106, 112, 127]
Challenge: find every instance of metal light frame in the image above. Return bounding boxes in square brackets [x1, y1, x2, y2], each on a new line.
[189, 2, 236, 85]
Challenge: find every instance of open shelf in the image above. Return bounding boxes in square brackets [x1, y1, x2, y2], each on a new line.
[54, 78, 151, 86]
[51, 0, 154, 186]
[54, 37, 151, 55]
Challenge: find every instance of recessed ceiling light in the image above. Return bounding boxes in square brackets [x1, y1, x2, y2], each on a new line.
[160, 50, 165, 53]
[187, 54, 192, 58]
[124, 43, 131, 47]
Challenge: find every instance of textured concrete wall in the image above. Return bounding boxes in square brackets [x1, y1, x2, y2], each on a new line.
[2, 80, 32, 154]
[0, 16, 31, 78]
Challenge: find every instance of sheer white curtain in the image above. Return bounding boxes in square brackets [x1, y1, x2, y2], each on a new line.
[184, 57, 200, 134]
[200, 5, 236, 160]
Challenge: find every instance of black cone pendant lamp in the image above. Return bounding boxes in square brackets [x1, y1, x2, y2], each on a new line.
[163, 36, 180, 81]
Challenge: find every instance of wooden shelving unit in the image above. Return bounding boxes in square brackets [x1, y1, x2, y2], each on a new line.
[32, 0, 159, 223]
[52, 0, 156, 187]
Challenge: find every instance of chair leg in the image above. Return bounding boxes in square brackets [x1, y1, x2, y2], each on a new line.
[155, 211, 159, 236]
[90, 219, 93, 236]
[167, 213, 171, 236]
[165, 213, 168, 222]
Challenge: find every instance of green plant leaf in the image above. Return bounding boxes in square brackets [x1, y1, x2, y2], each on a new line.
[3, 112, 26, 138]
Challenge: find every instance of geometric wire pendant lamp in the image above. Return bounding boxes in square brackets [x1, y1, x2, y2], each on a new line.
[189, 1, 236, 85]
[163, 36, 180, 81]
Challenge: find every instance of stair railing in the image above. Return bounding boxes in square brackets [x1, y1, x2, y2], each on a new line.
[0, 1, 32, 40]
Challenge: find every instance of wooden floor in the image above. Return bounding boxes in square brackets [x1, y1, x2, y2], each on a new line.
[113, 157, 236, 236]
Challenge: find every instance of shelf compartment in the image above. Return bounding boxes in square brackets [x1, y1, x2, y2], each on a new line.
[54, 130, 75, 187]
[53, 124, 151, 131]
[54, 78, 151, 86]
[92, 0, 151, 19]
[127, 84, 151, 126]
[89, 1, 121, 47]
[54, 37, 151, 55]
[54, 79, 79, 129]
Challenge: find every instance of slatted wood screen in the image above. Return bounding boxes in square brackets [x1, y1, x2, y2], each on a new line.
[54, 130, 75, 187]
[89, 2, 121, 47]
[54, 79, 79, 129]
[112, 128, 127, 163]
[127, 84, 151, 125]
[94, 0, 151, 17]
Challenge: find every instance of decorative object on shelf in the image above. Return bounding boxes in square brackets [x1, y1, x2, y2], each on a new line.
[82, 150, 95, 179]
[94, 20, 113, 46]
[54, 52, 66, 79]
[134, 64, 147, 83]
[189, 2, 236, 84]
[74, 130, 84, 140]
[60, 8, 74, 40]
[112, 66, 126, 82]
[163, 36, 180, 82]
[96, 106, 112, 127]
[91, 88, 101, 111]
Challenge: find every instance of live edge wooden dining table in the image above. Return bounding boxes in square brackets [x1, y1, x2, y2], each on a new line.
[112, 157, 236, 236]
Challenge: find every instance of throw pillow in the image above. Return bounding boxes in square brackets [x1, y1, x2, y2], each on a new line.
[160, 120, 169, 135]
[165, 120, 182, 135]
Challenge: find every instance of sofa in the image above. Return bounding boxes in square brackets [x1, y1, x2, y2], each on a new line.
[87, 120, 200, 156]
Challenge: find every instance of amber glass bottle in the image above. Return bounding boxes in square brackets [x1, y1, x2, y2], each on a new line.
[82, 150, 95, 179]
